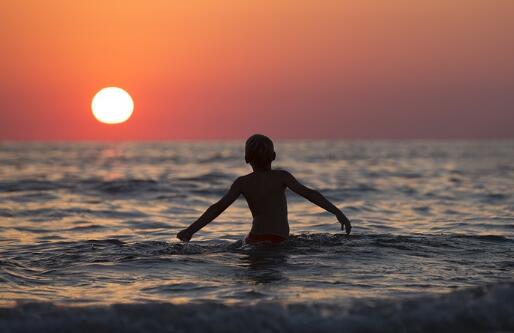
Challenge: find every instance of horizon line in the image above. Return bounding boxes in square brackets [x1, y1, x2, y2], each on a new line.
[1, 137, 513, 143]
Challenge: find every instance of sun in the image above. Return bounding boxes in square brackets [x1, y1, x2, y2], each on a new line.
[91, 87, 134, 124]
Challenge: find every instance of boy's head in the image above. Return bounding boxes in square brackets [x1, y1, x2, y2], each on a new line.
[245, 134, 276, 169]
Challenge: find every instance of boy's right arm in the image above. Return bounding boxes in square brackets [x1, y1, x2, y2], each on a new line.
[282, 171, 351, 234]
[176, 177, 242, 242]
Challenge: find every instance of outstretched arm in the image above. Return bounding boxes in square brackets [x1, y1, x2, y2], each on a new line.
[177, 178, 242, 241]
[283, 171, 351, 234]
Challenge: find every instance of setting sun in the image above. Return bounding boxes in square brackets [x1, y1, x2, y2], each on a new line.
[91, 87, 134, 124]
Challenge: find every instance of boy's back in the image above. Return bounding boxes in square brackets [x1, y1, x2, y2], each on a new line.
[239, 170, 289, 238]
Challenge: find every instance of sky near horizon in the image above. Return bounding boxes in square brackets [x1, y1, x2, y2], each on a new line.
[0, 1, 513, 140]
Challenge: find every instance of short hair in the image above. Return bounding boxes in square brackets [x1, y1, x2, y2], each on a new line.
[245, 134, 275, 167]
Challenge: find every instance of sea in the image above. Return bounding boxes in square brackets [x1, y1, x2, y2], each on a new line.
[0, 140, 513, 332]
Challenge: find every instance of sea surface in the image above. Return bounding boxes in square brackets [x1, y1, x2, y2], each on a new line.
[0, 141, 513, 332]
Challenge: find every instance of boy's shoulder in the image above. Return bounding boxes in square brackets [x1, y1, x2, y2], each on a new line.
[272, 169, 293, 178]
[243, 169, 291, 176]
[236, 169, 290, 181]
[233, 170, 294, 191]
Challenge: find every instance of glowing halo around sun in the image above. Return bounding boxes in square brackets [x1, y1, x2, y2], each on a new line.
[91, 87, 134, 124]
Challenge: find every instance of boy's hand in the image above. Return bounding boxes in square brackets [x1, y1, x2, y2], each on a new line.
[177, 228, 193, 242]
[337, 213, 352, 235]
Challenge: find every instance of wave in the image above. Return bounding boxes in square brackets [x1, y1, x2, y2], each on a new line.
[0, 179, 62, 192]
[1, 283, 513, 333]
[94, 179, 160, 194]
[6, 233, 514, 256]
[2, 233, 511, 274]
[0, 176, 233, 196]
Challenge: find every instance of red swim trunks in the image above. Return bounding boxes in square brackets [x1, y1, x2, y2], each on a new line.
[244, 233, 287, 244]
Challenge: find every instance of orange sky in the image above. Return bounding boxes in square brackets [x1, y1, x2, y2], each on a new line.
[1, 0, 513, 140]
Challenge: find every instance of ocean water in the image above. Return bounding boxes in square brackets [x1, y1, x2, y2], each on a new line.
[0, 141, 513, 332]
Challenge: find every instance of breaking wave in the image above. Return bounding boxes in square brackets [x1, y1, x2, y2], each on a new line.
[1, 283, 513, 333]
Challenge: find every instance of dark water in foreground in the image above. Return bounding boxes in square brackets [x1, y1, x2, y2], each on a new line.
[0, 141, 513, 332]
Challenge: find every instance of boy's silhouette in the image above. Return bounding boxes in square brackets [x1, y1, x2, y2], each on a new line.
[177, 134, 351, 244]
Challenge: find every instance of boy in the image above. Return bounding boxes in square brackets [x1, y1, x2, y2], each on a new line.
[177, 134, 351, 244]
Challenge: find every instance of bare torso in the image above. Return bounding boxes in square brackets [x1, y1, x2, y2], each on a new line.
[239, 170, 289, 238]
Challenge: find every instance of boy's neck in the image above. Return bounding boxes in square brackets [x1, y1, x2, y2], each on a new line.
[251, 163, 272, 172]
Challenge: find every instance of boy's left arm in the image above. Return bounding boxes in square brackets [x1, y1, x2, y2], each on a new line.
[283, 171, 351, 234]
[177, 178, 242, 241]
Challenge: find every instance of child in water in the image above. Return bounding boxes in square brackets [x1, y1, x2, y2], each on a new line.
[177, 134, 351, 244]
